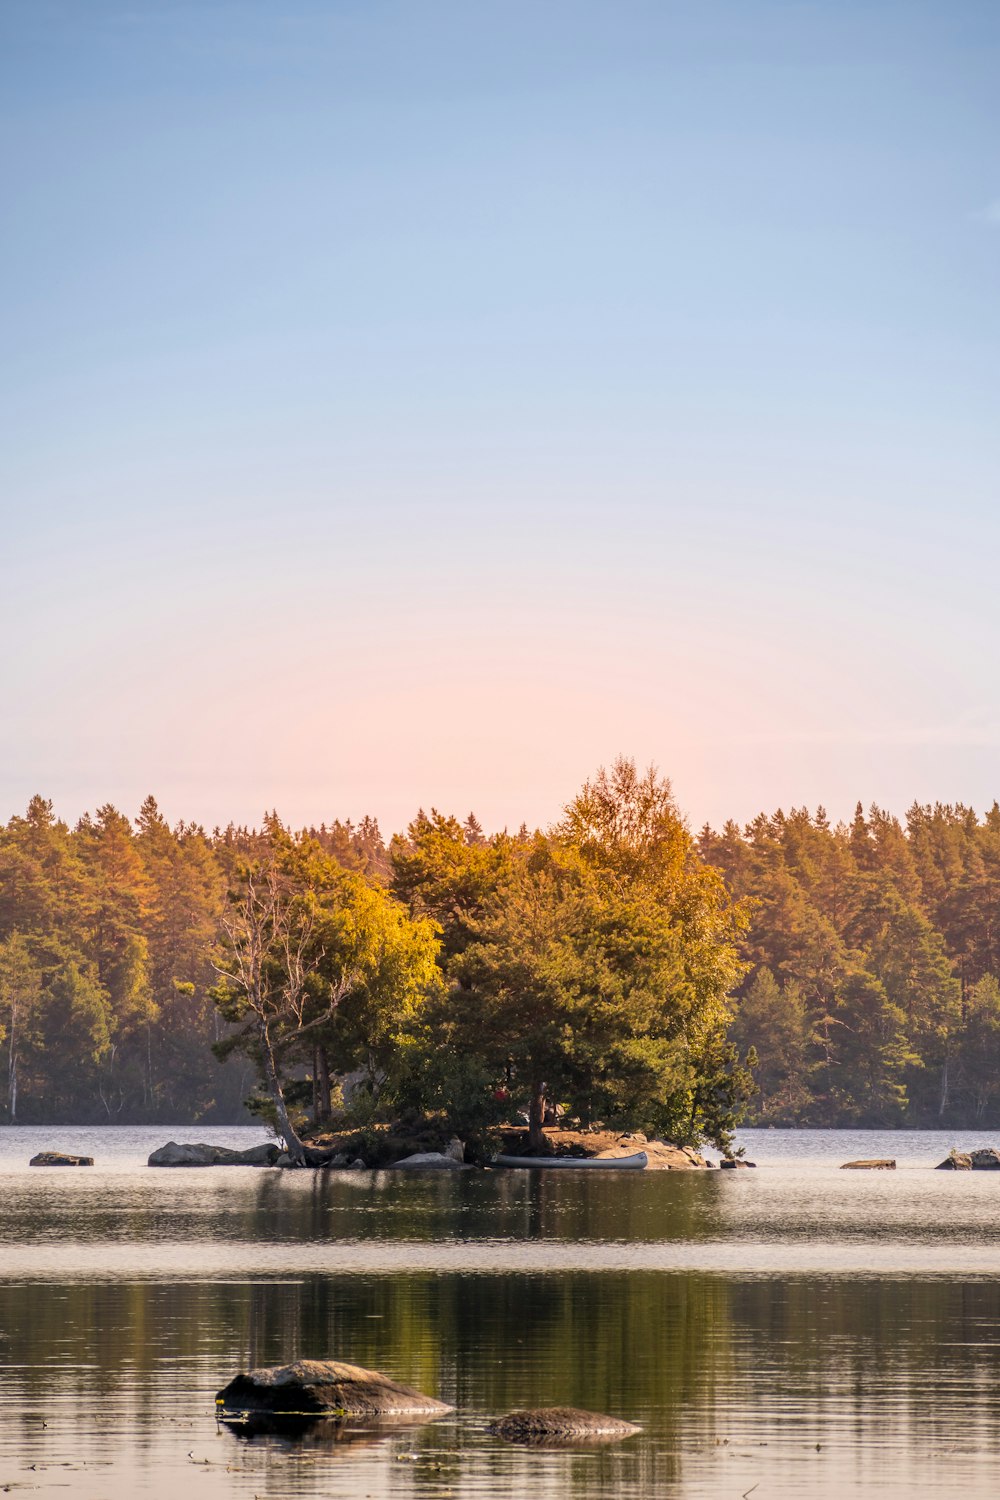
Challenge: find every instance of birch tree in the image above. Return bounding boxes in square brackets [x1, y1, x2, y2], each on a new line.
[211, 836, 440, 1159]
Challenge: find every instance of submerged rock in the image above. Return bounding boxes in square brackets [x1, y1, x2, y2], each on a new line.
[215, 1359, 453, 1418]
[936, 1153, 973, 1170]
[719, 1159, 757, 1169]
[487, 1407, 641, 1445]
[29, 1151, 94, 1167]
[841, 1159, 896, 1169]
[147, 1141, 279, 1167]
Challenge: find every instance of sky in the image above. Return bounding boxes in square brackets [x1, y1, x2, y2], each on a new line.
[2, 0, 999, 838]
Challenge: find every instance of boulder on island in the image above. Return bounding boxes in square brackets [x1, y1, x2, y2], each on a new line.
[389, 1151, 467, 1169]
[487, 1407, 641, 1446]
[841, 1159, 896, 1169]
[936, 1153, 973, 1170]
[215, 1359, 453, 1419]
[235, 1142, 282, 1166]
[970, 1148, 1000, 1170]
[29, 1151, 94, 1167]
[147, 1141, 280, 1167]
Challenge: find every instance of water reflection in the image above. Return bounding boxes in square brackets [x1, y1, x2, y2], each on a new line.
[3, 1129, 1000, 1495]
[7, 1164, 1000, 1281]
[2, 1272, 1000, 1497]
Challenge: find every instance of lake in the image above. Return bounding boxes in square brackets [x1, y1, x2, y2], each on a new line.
[2, 1125, 1000, 1497]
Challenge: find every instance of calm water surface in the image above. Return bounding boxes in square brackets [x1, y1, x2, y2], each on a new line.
[2, 1125, 1000, 1498]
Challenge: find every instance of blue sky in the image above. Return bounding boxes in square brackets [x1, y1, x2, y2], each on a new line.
[2, 1, 999, 834]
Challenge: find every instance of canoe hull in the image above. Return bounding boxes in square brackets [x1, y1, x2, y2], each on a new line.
[493, 1151, 648, 1171]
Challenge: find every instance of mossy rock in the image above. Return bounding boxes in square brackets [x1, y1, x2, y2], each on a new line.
[216, 1359, 453, 1419]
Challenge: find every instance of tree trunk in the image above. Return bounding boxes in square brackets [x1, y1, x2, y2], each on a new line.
[939, 1056, 949, 1118]
[260, 1027, 306, 1163]
[528, 1079, 547, 1151]
[7, 993, 17, 1124]
[316, 1044, 333, 1123]
[145, 1022, 154, 1112]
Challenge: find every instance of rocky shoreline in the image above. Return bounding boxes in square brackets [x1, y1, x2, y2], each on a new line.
[28, 1133, 1000, 1173]
[140, 1126, 718, 1170]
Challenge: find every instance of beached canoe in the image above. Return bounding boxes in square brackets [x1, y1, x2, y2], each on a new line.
[493, 1151, 648, 1170]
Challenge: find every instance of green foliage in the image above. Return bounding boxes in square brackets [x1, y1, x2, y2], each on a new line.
[0, 795, 243, 1121]
[701, 799, 1000, 1126]
[7, 775, 1000, 1136]
[954, 975, 1000, 1124]
[390, 809, 516, 959]
[210, 827, 441, 1155]
[728, 968, 814, 1122]
[396, 761, 752, 1151]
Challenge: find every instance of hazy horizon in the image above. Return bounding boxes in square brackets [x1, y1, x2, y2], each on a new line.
[4, 1, 998, 839]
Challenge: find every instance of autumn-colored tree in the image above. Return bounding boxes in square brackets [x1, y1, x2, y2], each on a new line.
[450, 762, 752, 1150]
[211, 829, 440, 1159]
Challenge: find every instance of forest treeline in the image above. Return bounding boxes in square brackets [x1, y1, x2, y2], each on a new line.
[0, 794, 389, 1124]
[2, 768, 999, 1132]
[0, 765, 748, 1144]
[702, 801, 1000, 1126]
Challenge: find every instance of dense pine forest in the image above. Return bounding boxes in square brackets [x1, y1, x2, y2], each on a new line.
[702, 802, 1000, 1127]
[2, 769, 999, 1132]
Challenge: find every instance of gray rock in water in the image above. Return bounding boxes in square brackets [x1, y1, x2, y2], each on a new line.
[487, 1407, 641, 1445]
[390, 1151, 467, 1169]
[841, 1159, 896, 1169]
[148, 1141, 235, 1166]
[235, 1142, 281, 1166]
[719, 1159, 757, 1169]
[29, 1151, 94, 1167]
[147, 1141, 279, 1167]
[216, 1359, 453, 1418]
[970, 1148, 1000, 1170]
[936, 1153, 973, 1170]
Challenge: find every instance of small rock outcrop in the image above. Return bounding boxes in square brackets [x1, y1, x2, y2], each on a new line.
[932, 1148, 1000, 1170]
[841, 1159, 896, 1169]
[29, 1151, 94, 1167]
[487, 1407, 641, 1445]
[719, 1159, 757, 1169]
[215, 1359, 453, 1418]
[147, 1141, 280, 1167]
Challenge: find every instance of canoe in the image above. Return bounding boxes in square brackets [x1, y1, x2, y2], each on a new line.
[493, 1151, 648, 1171]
